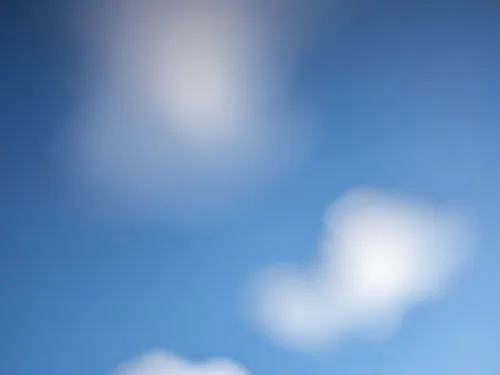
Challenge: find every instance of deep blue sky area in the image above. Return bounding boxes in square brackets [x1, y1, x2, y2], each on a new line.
[1, 0, 500, 374]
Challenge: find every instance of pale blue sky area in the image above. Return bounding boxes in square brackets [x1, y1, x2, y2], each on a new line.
[1, 0, 499, 374]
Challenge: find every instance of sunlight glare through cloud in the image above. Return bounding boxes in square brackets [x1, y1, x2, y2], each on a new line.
[63, 0, 317, 221]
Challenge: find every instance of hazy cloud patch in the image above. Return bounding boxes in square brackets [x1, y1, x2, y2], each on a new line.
[61, 0, 319, 223]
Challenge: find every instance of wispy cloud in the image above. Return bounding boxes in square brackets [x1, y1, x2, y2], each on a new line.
[62, 0, 317, 222]
[248, 188, 472, 351]
[112, 350, 249, 375]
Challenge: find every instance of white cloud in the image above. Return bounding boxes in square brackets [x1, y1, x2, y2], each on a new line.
[248, 188, 472, 351]
[112, 350, 249, 375]
[61, 0, 317, 222]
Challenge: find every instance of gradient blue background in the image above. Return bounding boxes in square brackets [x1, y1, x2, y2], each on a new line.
[1, 0, 500, 374]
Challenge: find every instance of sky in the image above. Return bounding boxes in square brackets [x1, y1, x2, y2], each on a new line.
[1, 0, 500, 374]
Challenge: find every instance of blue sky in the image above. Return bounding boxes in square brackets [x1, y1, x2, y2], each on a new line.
[1, 0, 500, 374]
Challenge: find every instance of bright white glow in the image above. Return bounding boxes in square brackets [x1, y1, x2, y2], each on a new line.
[249, 188, 472, 350]
[112, 350, 249, 375]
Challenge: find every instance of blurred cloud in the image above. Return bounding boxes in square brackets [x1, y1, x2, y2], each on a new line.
[61, 0, 318, 222]
[248, 188, 472, 351]
[112, 350, 249, 375]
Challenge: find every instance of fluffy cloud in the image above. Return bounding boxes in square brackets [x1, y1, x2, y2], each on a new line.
[249, 188, 472, 350]
[112, 350, 249, 375]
